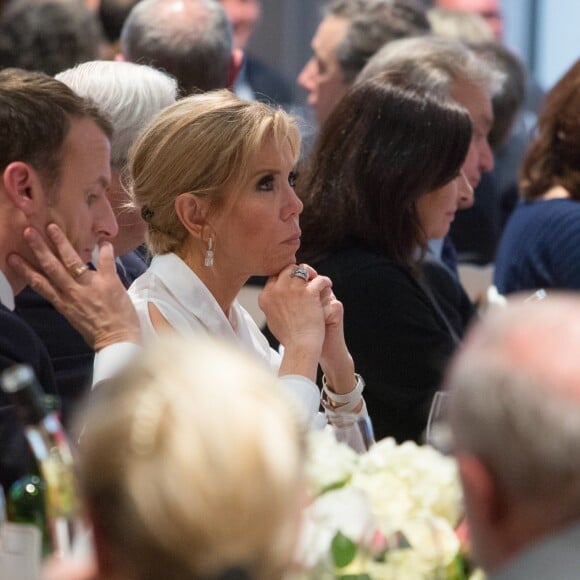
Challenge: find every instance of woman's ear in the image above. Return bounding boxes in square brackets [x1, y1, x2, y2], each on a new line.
[174, 193, 207, 239]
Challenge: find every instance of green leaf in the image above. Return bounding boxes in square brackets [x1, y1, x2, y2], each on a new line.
[337, 574, 372, 580]
[331, 531, 357, 568]
[445, 553, 468, 580]
[320, 478, 350, 495]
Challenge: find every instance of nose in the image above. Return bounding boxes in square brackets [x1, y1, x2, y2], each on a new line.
[457, 170, 475, 210]
[94, 196, 119, 242]
[298, 58, 316, 93]
[282, 183, 303, 220]
[479, 138, 494, 173]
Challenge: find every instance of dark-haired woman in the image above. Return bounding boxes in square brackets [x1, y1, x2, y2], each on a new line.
[494, 58, 580, 294]
[298, 80, 472, 442]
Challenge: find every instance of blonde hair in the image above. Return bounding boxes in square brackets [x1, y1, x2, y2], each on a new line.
[78, 334, 305, 580]
[126, 89, 301, 255]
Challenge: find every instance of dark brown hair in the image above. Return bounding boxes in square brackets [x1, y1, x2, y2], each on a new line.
[0, 68, 112, 196]
[298, 79, 471, 268]
[520, 58, 580, 201]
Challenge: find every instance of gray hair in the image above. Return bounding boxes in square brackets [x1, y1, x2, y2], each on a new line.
[56, 61, 178, 168]
[325, 0, 431, 83]
[446, 296, 580, 522]
[120, 0, 232, 95]
[427, 8, 494, 44]
[358, 35, 503, 98]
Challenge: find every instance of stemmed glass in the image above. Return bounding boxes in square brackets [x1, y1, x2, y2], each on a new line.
[425, 391, 454, 454]
[325, 411, 375, 453]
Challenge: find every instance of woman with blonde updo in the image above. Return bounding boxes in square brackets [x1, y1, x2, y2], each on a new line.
[44, 334, 305, 580]
[126, 90, 366, 426]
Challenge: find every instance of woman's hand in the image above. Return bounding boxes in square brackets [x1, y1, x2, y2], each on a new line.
[259, 263, 331, 382]
[319, 286, 357, 396]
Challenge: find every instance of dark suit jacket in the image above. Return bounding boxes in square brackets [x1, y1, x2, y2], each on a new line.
[0, 302, 57, 494]
[244, 55, 294, 108]
[14, 250, 148, 425]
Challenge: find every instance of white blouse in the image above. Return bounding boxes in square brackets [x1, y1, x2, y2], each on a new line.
[128, 253, 323, 427]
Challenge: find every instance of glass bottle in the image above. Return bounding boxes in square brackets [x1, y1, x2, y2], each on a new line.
[1, 364, 81, 558]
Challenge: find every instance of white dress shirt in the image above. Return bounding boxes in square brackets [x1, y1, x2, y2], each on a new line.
[128, 253, 322, 427]
[0, 270, 15, 310]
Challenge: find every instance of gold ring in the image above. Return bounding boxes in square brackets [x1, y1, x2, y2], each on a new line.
[69, 263, 89, 280]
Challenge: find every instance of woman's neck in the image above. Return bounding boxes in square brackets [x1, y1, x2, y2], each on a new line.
[541, 185, 570, 200]
[174, 245, 247, 318]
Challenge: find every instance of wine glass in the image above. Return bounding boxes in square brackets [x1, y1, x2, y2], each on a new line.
[425, 391, 454, 454]
[325, 411, 375, 453]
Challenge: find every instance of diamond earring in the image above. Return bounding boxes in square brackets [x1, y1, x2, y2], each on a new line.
[204, 236, 214, 267]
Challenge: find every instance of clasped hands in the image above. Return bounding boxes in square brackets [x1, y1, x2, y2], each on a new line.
[259, 263, 357, 395]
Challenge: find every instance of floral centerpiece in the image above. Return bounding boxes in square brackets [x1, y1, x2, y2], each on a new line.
[290, 429, 482, 579]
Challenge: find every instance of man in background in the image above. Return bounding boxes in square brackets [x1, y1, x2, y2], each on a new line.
[120, 0, 242, 95]
[434, 0, 502, 39]
[298, 0, 430, 126]
[0, 0, 101, 76]
[219, 0, 294, 107]
[446, 294, 580, 578]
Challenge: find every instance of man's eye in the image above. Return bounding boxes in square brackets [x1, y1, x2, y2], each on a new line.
[257, 175, 274, 191]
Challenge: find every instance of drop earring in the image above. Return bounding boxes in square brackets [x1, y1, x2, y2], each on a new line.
[204, 236, 214, 267]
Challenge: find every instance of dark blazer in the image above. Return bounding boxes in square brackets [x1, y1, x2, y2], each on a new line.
[311, 239, 465, 443]
[244, 55, 294, 108]
[14, 250, 148, 425]
[0, 302, 57, 494]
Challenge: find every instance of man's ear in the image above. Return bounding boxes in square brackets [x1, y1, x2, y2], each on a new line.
[2, 162, 43, 216]
[457, 452, 507, 529]
[174, 192, 208, 239]
[227, 48, 244, 88]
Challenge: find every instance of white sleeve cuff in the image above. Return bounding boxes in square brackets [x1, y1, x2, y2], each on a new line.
[92, 342, 142, 388]
[279, 374, 321, 428]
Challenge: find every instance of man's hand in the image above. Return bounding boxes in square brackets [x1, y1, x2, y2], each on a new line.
[8, 224, 140, 351]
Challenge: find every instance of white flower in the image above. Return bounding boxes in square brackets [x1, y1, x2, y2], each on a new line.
[295, 487, 375, 570]
[304, 428, 359, 496]
[355, 439, 463, 529]
[293, 433, 468, 579]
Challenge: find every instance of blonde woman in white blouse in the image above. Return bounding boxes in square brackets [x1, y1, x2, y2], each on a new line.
[126, 90, 366, 427]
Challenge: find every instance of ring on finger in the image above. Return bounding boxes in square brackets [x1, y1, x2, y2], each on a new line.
[290, 266, 309, 282]
[69, 263, 89, 280]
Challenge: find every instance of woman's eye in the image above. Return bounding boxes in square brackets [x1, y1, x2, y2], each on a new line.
[288, 171, 298, 188]
[257, 175, 275, 191]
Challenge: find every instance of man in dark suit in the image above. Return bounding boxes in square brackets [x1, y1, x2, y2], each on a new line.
[0, 69, 140, 494]
[14, 60, 177, 426]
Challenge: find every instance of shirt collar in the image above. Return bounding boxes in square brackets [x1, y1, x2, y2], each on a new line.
[0, 269, 15, 310]
[147, 253, 240, 337]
